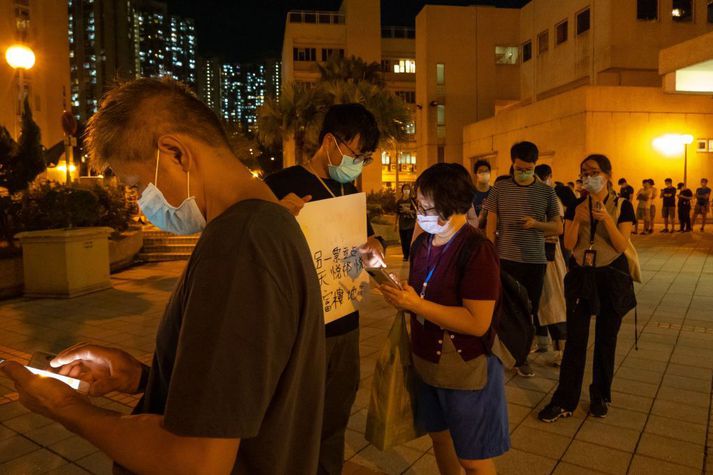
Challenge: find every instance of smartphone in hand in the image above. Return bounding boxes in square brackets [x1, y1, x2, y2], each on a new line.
[366, 267, 402, 290]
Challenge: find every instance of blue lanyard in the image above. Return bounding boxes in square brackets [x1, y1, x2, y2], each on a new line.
[420, 231, 460, 299]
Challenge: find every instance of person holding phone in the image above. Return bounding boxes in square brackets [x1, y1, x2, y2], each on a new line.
[379, 163, 509, 475]
[0, 78, 326, 475]
[264, 103, 385, 475]
[539, 154, 636, 423]
[395, 184, 417, 261]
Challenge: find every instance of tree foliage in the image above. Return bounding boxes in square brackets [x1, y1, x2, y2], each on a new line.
[257, 55, 412, 164]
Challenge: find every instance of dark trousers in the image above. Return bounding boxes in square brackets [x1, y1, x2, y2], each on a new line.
[552, 292, 623, 410]
[500, 260, 547, 339]
[679, 207, 691, 231]
[318, 329, 360, 475]
[399, 228, 413, 260]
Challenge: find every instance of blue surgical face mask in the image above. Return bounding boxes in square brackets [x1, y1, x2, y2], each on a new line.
[137, 150, 206, 235]
[514, 169, 534, 183]
[327, 137, 364, 184]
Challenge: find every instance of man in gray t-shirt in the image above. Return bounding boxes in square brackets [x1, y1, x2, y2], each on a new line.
[484, 142, 562, 377]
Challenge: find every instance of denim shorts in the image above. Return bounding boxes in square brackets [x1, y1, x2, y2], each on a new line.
[415, 356, 510, 460]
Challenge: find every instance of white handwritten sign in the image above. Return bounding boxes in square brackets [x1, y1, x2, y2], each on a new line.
[296, 193, 369, 323]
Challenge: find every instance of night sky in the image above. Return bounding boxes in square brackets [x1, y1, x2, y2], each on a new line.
[167, 0, 531, 62]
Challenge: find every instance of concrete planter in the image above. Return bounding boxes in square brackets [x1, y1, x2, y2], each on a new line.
[0, 255, 23, 299]
[109, 228, 144, 272]
[15, 227, 114, 298]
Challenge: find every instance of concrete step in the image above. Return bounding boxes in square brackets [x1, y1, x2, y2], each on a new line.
[143, 237, 200, 246]
[137, 252, 192, 262]
[141, 244, 197, 254]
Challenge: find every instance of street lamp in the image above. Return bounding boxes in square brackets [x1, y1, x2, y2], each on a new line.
[5, 44, 35, 139]
[652, 134, 694, 186]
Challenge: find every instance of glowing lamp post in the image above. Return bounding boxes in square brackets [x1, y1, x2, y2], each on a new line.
[5, 44, 35, 139]
[652, 134, 694, 186]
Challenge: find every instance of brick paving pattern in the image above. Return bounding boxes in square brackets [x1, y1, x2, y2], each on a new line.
[0, 231, 711, 474]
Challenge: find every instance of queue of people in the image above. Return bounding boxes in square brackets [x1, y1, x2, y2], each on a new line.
[623, 177, 709, 234]
[0, 77, 705, 475]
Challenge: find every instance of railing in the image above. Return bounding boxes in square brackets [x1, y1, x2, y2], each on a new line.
[288, 10, 345, 25]
[381, 26, 415, 39]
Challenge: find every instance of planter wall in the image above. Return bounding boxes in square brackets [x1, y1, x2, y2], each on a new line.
[0, 256, 23, 300]
[15, 227, 114, 298]
[109, 229, 144, 272]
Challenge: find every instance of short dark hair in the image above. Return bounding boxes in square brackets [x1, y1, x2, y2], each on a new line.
[665, 178, 672, 183]
[702, 178, 709, 183]
[618, 178, 627, 185]
[473, 159, 491, 174]
[415, 163, 475, 220]
[580, 154, 612, 176]
[510, 141, 539, 163]
[534, 164, 552, 181]
[648, 179, 655, 186]
[576, 179, 583, 184]
[567, 181, 575, 187]
[677, 182, 685, 189]
[318, 103, 380, 153]
[86, 77, 230, 167]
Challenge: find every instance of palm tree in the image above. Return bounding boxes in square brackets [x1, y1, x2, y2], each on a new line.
[317, 55, 385, 87]
[257, 82, 328, 165]
[256, 55, 412, 166]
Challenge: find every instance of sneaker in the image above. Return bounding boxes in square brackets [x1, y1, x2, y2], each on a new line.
[538, 404, 573, 423]
[589, 399, 608, 418]
[516, 363, 535, 377]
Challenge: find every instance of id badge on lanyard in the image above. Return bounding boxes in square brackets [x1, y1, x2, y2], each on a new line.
[584, 197, 599, 268]
[416, 233, 459, 325]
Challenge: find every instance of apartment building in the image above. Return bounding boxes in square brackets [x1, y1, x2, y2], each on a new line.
[282, 0, 417, 192]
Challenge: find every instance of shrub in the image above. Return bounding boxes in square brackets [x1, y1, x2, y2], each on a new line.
[18, 183, 130, 234]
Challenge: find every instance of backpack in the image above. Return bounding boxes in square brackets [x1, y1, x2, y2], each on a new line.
[454, 232, 534, 367]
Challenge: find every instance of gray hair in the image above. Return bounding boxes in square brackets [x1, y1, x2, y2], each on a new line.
[85, 77, 230, 168]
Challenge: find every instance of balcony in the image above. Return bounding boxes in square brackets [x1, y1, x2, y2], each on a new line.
[381, 26, 415, 39]
[288, 10, 345, 25]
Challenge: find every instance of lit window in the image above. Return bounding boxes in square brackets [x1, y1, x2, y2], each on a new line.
[538, 30, 549, 55]
[672, 0, 693, 22]
[556, 20, 568, 45]
[436, 63, 445, 85]
[577, 8, 591, 34]
[392, 59, 416, 74]
[495, 46, 519, 64]
[436, 105, 445, 126]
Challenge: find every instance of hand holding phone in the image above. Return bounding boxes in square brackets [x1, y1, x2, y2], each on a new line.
[366, 267, 402, 290]
[0, 358, 89, 392]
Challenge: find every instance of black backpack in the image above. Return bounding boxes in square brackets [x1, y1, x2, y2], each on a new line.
[455, 233, 534, 367]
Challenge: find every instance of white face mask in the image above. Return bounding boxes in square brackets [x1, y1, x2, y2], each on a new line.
[582, 175, 606, 194]
[417, 214, 450, 235]
[477, 172, 491, 184]
[137, 150, 207, 235]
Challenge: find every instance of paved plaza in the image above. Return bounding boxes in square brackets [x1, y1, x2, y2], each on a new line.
[0, 231, 711, 474]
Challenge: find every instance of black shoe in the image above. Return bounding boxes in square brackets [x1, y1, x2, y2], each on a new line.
[538, 404, 573, 423]
[589, 399, 608, 418]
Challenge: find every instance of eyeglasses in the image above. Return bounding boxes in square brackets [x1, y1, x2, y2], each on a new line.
[336, 137, 374, 166]
[580, 170, 602, 179]
[416, 203, 438, 216]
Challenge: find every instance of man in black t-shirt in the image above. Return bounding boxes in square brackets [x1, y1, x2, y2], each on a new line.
[661, 178, 677, 233]
[265, 104, 385, 475]
[692, 178, 711, 232]
[0, 78, 326, 475]
[617, 178, 635, 201]
[677, 182, 693, 232]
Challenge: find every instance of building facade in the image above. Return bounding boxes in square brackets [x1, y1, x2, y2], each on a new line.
[281, 0, 417, 192]
[68, 0, 196, 122]
[416, 0, 713, 199]
[1, 0, 71, 148]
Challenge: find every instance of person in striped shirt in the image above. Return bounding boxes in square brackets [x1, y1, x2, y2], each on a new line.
[484, 142, 563, 377]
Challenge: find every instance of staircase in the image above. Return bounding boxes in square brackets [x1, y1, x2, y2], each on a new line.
[138, 227, 200, 262]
